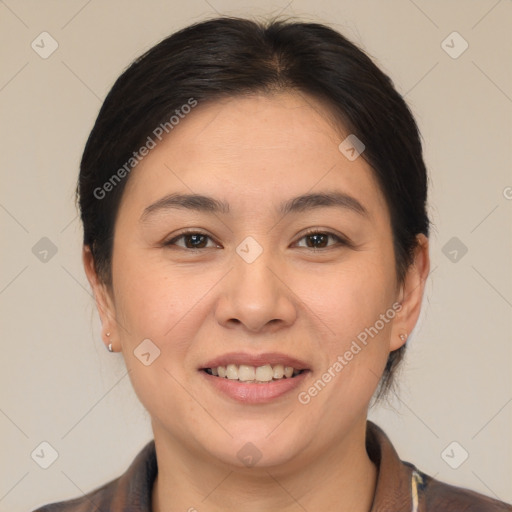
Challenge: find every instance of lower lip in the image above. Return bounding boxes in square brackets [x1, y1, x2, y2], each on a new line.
[200, 370, 310, 404]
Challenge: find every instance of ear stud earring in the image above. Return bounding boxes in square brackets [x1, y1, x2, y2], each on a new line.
[106, 332, 113, 352]
[399, 333, 408, 342]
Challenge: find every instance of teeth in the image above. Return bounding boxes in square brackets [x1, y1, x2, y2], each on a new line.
[238, 365, 255, 382]
[273, 364, 284, 379]
[206, 363, 303, 383]
[226, 364, 238, 380]
[255, 364, 273, 382]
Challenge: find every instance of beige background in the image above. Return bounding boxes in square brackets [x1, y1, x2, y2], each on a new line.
[1, 0, 511, 510]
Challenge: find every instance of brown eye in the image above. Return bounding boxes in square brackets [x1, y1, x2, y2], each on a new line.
[182, 234, 208, 249]
[164, 231, 218, 249]
[295, 231, 347, 250]
[304, 233, 330, 249]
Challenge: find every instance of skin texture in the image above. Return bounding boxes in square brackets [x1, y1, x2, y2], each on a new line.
[83, 91, 430, 512]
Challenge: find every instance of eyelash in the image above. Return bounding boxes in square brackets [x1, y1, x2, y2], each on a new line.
[163, 228, 352, 251]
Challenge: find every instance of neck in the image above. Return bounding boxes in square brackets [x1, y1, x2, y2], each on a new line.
[151, 418, 377, 512]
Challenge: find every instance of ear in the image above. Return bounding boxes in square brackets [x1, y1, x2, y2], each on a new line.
[82, 245, 118, 351]
[390, 233, 430, 351]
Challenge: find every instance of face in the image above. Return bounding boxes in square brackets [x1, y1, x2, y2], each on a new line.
[85, 92, 428, 470]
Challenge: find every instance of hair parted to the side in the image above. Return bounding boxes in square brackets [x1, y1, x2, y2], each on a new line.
[77, 16, 430, 402]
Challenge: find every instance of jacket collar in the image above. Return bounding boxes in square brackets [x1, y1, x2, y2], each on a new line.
[366, 421, 415, 511]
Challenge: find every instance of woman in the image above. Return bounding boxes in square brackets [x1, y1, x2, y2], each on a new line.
[34, 16, 511, 512]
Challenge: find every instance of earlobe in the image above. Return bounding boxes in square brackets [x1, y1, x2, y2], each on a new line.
[82, 245, 118, 348]
[390, 234, 430, 351]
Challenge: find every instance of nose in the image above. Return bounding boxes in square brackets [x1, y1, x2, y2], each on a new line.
[214, 246, 297, 334]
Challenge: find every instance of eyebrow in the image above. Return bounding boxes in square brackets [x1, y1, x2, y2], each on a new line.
[140, 191, 369, 222]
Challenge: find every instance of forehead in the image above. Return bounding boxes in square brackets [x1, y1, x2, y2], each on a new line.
[120, 92, 388, 220]
[156, 92, 348, 167]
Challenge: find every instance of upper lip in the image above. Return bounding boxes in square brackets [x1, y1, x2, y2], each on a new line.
[201, 352, 310, 370]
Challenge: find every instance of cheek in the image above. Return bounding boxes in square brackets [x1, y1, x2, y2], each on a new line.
[111, 258, 206, 420]
[306, 252, 396, 338]
[345, 269, 397, 376]
[111, 249, 201, 346]
[300, 250, 397, 407]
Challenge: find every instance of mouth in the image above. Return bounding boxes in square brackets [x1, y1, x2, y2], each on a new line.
[199, 352, 310, 402]
[202, 364, 306, 383]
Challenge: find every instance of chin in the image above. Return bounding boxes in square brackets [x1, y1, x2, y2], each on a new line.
[202, 426, 307, 470]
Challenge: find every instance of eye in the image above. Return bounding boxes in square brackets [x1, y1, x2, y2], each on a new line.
[294, 230, 349, 250]
[163, 229, 351, 251]
[164, 230, 219, 249]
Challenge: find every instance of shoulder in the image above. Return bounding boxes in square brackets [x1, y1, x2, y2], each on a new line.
[30, 439, 156, 512]
[30, 478, 118, 512]
[411, 465, 512, 512]
[366, 421, 511, 511]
